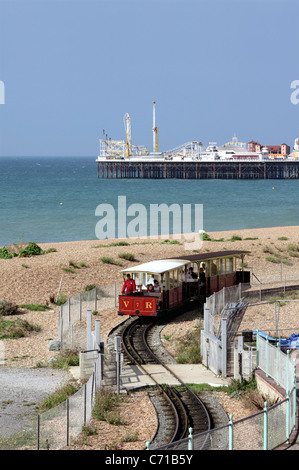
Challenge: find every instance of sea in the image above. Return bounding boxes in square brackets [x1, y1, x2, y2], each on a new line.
[0, 155, 298, 247]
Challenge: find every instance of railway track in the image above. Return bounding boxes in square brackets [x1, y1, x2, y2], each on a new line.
[120, 316, 212, 450]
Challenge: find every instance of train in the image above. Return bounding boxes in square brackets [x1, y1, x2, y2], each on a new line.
[118, 250, 250, 317]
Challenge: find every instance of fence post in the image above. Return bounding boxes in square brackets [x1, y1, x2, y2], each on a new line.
[276, 341, 280, 385]
[86, 309, 92, 350]
[256, 329, 259, 367]
[286, 392, 290, 444]
[188, 427, 193, 450]
[286, 350, 290, 395]
[79, 292, 82, 321]
[294, 360, 297, 430]
[84, 383, 87, 426]
[95, 287, 98, 312]
[37, 414, 40, 450]
[221, 317, 227, 377]
[265, 336, 269, 377]
[67, 398, 70, 447]
[263, 401, 268, 450]
[229, 414, 233, 450]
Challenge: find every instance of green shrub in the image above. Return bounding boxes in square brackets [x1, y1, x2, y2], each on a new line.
[39, 380, 79, 411]
[84, 284, 97, 291]
[19, 242, 43, 257]
[93, 388, 124, 421]
[54, 293, 68, 306]
[100, 257, 122, 266]
[230, 235, 242, 242]
[19, 304, 50, 312]
[0, 299, 19, 316]
[0, 317, 41, 339]
[0, 247, 16, 259]
[118, 253, 136, 261]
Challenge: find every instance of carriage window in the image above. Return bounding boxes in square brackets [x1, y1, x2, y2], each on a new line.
[169, 271, 173, 289]
[227, 258, 233, 273]
[192, 263, 198, 277]
[219, 259, 225, 275]
[211, 260, 218, 276]
[174, 270, 178, 288]
[178, 269, 182, 287]
[205, 262, 209, 277]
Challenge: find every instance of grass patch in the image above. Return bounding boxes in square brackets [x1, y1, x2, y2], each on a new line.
[175, 327, 202, 364]
[0, 317, 41, 340]
[19, 304, 51, 312]
[265, 255, 281, 264]
[160, 239, 182, 245]
[278, 236, 288, 240]
[38, 380, 80, 411]
[118, 252, 137, 261]
[100, 256, 122, 266]
[36, 349, 79, 370]
[61, 267, 76, 274]
[229, 235, 242, 242]
[92, 388, 126, 423]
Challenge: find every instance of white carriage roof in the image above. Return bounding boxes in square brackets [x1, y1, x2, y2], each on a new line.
[120, 259, 191, 275]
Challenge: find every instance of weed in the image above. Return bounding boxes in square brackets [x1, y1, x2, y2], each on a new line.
[38, 380, 80, 411]
[20, 304, 51, 312]
[0, 317, 41, 340]
[92, 388, 125, 422]
[118, 253, 136, 261]
[230, 235, 242, 242]
[100, 257, 122, 266]
[0, 299, 19, 316]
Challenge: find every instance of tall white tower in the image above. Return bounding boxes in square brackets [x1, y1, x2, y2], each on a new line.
[152, 101, 158, 153]
[123, 113, 132, 157]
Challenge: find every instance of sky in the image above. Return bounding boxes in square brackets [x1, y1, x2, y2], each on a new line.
[0, 0, 299, 157]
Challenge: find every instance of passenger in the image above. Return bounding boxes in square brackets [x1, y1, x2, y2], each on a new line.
[200, 262, 206, 273]
[153, 279, 161, 292]
[121, 274, 136, 294]
[183, 269, 192, 282]
[189, 267, 198, 280]
[199, 267, 206, 286]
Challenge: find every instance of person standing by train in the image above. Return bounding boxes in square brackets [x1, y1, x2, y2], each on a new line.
[121, 274, 136, 294]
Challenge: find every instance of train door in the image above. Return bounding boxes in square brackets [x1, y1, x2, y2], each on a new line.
[177, 269, 183, 303]
[225, 257, 236, 287]
[218, 258, 226, 290]
[173, 269, 178, 306]
[209, 259, 219, 294]
[169, 271, 175, 308]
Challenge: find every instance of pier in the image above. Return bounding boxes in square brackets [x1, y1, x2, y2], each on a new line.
[97, 160, 299, 179]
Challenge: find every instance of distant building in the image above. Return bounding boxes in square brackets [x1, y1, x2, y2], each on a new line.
[248, 141, 290, 157]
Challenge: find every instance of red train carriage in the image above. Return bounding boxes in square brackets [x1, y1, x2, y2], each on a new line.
[118, 251, 250, 317]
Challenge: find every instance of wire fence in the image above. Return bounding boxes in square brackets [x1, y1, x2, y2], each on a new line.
[58, 283, 122, 350]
